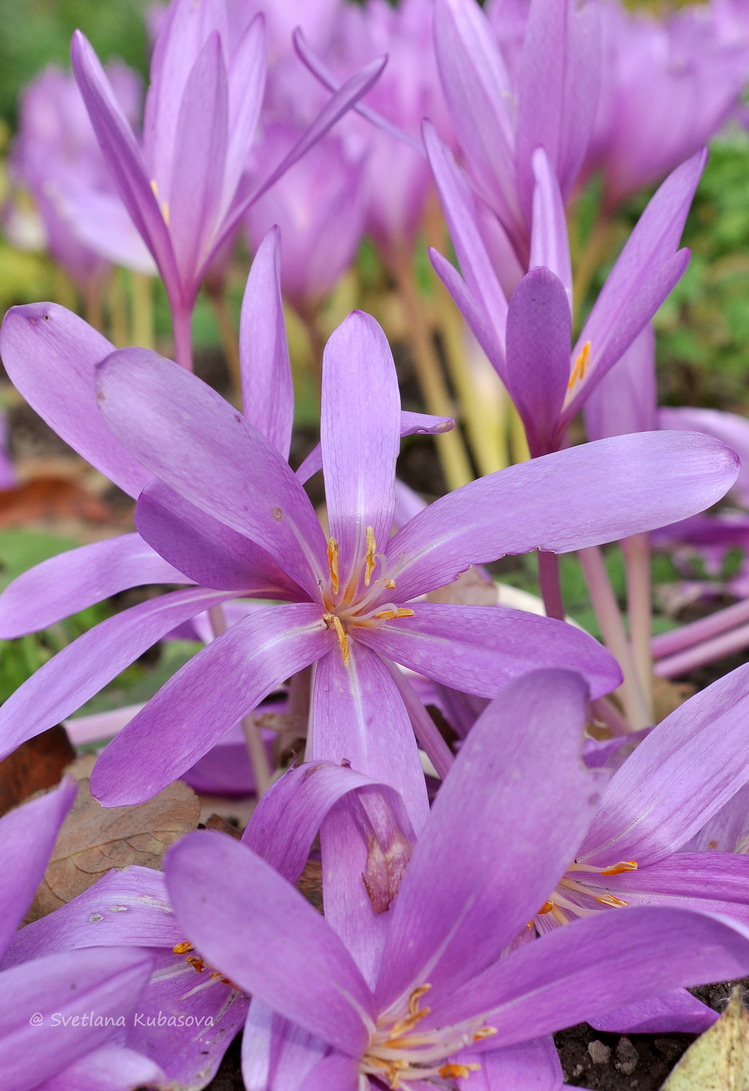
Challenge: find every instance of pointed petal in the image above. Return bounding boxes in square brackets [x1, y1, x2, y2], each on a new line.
[91, 603, 331, 805]
[530, 148, 572, 303]
[438, 906, 749, 1044]
[71, 31, 178, 291]
[96, 347, 327, 596]
[375, 670, 605, 1009]
[242, 1000, 328, 1091]
[223, 15, 266, 212]
[240, 227, 293, 458]
[136, 482, 303, 597]
[467, 1037, 563, 1091]
[0, 947, 153, 1091]
[0, 534, 189, 637]
[505, 267, 571, 456]
[37, 1045, 166, 1091]
[0, 304, 150, 497]
[584, 323, 657, 440]
[357, 603, 620, 699]
[384, 432, 739, 602]
[321, 312, 399, 582]
[580, 662, 749, 865]
[589, 989, 716, 1035]
[166, 831, 375, 1053]
[0, 588, 234, 760]
[309, 642, 429, 830]
[0, 780, 76, 955]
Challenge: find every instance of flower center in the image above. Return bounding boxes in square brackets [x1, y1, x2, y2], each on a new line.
[536, 859, 638, 926]
[361, 984, 497, 1089]
[321, 528, 414, 664]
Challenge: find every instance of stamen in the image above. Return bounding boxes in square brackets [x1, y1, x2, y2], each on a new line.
[385, 578, 396, 590]
[186, 955, 206, 973]
[538, 901, 554, 914]
[473, 1027, 498, 1042]
[600, 860, 638, 876]
[327, 537, 340, 595]
[568, 340, 591, 390]
[330, 614, 349, 665]
[595, 893, 629, 908]
[172, 941, 193, 954]
[365, 526, 377, 586]
[439, 1063, 481, 1078]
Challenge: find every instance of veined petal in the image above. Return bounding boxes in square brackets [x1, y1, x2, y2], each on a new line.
[0, 533, 190, 638]
[242, 1000, 328, 1091]
[0, 587, 234, 761]
[384, 432, 739, 603]
[428, 247, 507, 379]
[375, 671, 604, 1010]
[95, 347, 327, 596]
[0, 304, 150, 498]
[530, 148, 572, 304]
[589, 990, 716, 1035]
[321, 312, 399, 584]
[309, 642, 429, 831]
[223, 15, 266, 216]
[437, 906, 749, 1045]
[168, 32, 228, 293]
[91, 603, 332, 805]
[0, 780, 76, 956]
[357, 603, 620, 699]
[136, 483, 304, 598]
[0, 947, 153, 1091]
[465, 1037, 564, 1091]
[71, 31, 178, 290]
[505, 267, 571, 457]
[579, 662, 749, 865]
[240, 227, 293, 459]
[584, 323, 657, 441]
[166, 831, 375, 1054]
[37, 1045, 166, 1091]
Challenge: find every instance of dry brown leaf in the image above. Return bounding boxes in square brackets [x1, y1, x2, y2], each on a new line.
[0, 478, 113, 527]
[661, 988, 749, 1090]
[27, 755, 200, 921]
[0, 726, 75, 816]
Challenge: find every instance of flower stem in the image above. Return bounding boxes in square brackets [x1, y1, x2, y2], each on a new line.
[538, 550, 565, 621]
[623, 533, 653, 721]
[130, 272, 154, 350]
[655, 620, 749, 678]
[171, 298, 194, 372]
[651, 596, 749, 660]
[207, 283, 241, 392]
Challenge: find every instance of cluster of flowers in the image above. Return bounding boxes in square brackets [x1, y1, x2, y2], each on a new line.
[4, 0, 749, 1088]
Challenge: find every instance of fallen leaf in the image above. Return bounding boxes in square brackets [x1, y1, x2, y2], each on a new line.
[27, 755, 200, 921]
[661, 988, 749, 1090]
[0, 726, 75, 816]
[0, 478, 112, 527]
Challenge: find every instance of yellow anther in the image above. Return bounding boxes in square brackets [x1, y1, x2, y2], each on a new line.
[330, 614, 349, 665]
[473, 1026, 498, 1042]
[395, 608, 414, 619]
[408, 984, 431, 1014]
[186, 956, 206, 973]
[568, 340, 591, 390]
[538, 900, 554, 914]
[595, 893, 629, 908]
[365, 526, 377, 586]
[149, 179, 170, 225]
[172, 941, 193, 954]
[375, 609, 396, 620]
[600, 860, 638, 876]
[439, 1063, 481, 1078]
[385, 578, 396, 590]
[327, 537, 340, 595]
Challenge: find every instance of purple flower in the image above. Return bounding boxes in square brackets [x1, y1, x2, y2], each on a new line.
[165, 670, 749, 1089]
[0, 781, 157, 1088]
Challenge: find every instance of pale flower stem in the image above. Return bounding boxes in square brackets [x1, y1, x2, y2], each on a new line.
[171, 299, 194, 372]
[391, 253, 475, 492]
[207, 605, 273, 798]
[130, 272, 154, 350]
[590, 696, 631, 737]
[655, 620, 749, 678]
[538, 550, 566, 622]
[207, 285, 242, 393]
[652, 596, 749, 659]
[623, 533, 653, 721]
[578, 546, 651, 731]
[107, 270, 128, 348]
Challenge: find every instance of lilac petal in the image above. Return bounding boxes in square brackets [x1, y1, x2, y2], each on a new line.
[660, 406, 749, 507]
[92, 603, 331, 805]
[71, 31, 178, 290]
[384, 431, 739, 603]
[434, 0, 520, 237]
[684, 782, 749, 853]
[136, 482, 303, 597]
[168, 33, 228, 291]
[428, 246, 507, 377]
[303, 1054, 360, 1090]
[357, 603, 620, 699]
[245, 762, 413, 887]
[530, 148, 572, 303]
[505, 267, 572, 456]
[222, 15, 266, 214]
[37, 1045, 166, 1091]
[242, 1000, 329, 1091]
[375, 670, 605, 1010]
[240, 227, 293, 459]
[590, 990, 716, 1035]
[309, 642, 429, 830]
[166, 831, 375, 1053]
[579, 662, 749, 865]
[584, 323, 657, 440]
[0, 587, 234, 760]
[0, 303, 150, 497]
[96, 347, 327, 596]
[515, 0, 600, 217]
[0, 779, 76, 955]
[466, 1037, 564, 1090]
[567, 150, 706, 419]
[0, 947, 153, 1091]
[321, 312, 399, 583]
[0, 533, 189, 637]
[438, 906, 749, 1044]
